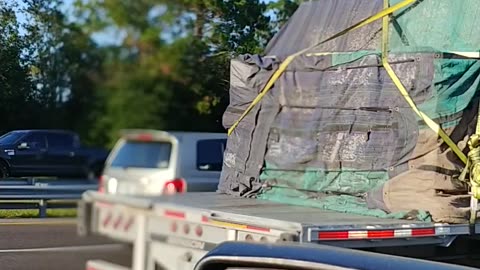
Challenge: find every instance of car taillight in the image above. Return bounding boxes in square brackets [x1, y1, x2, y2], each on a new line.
[98, 175, 106, 193]
[163, 178, 187, 194]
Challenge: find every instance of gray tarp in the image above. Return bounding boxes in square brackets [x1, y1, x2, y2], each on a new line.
[265, 0, 382, 56]
[219, 55, 280, 197]
[217, 0, 480, 223]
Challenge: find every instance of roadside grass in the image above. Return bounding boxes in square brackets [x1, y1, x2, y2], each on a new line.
[0, 209, 77, 218]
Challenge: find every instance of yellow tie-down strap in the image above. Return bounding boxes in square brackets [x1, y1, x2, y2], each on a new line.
[380, 1, 479, 222]
[227, 0, 417, 136]
[379, 0, 467, 165]
[227, 0, 469, 167]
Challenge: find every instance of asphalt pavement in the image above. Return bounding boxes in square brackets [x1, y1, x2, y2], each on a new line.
[0, 218, 132, 270]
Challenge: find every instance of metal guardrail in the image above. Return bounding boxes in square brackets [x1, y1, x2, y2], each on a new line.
[0, 178, 98, 217]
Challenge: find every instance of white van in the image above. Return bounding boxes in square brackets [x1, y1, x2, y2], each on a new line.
[99, 129, 227, 195]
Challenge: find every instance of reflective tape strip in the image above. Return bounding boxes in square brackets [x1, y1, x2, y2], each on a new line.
[163, 210, 272, 233]
[202, 217, 271, 233]
[318, 227, 439, 240]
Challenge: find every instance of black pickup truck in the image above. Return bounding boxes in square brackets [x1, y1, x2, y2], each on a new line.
[0, 130, 109, 179]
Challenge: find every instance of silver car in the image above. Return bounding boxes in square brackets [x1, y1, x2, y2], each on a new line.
[100, 129, 227, 196]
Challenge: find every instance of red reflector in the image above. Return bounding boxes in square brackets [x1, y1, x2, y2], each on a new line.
[412, 228, 435, 236]
[113, 215, 123, 229]
[171, 222, 178, 232]
[246, 225, 271, 232]
[368, 230, 395, 239]
[164, 178, 187, 194]
[164, 210, 185, 219]
[124, 217, 134, 231]
[195, 225, 203, 237]
[318, 231, 349, 240]
[102, 213, 112, 227]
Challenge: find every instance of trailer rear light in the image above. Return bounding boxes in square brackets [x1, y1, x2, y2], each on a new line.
[318, 228, 438, 241]
[163, 178, 187, 194]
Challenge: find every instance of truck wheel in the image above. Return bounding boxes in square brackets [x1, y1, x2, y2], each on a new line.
[0, 161, 9, 179]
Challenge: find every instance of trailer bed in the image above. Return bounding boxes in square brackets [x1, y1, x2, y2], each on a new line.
[89, 191, 460, 228]
[153, 192, 430, 227]
[84, 191, 480, 248]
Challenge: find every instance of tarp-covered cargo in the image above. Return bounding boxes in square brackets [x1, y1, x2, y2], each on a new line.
[218, 0, 480, 223]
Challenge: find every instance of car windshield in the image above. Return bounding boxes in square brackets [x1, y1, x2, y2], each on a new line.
[0, 131, 27, 145]
[110, 140, 172, 169]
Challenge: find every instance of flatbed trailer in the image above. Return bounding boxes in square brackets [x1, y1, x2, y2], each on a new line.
[78, 191, 480, 270]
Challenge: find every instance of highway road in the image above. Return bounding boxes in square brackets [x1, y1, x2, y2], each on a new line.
[0, 218, 132, 270]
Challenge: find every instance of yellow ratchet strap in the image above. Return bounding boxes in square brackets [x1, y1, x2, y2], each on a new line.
[458, 98, 480, 223]
[380, 0, 467, 165]
[227, 0, 417, 136]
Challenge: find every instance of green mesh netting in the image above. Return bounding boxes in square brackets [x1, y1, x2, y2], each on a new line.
[418, 59, 480, 123]
[257, 187, 432, 221]
[389, 0, 480, 53]
[260, 163, 389, 194]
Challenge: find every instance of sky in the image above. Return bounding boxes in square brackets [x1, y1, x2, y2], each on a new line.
[12, 0, 280, 46]
[89, 0, 279, 46]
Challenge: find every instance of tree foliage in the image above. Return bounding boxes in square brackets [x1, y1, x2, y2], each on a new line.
[1, 0, 102, 144]
[1, 0, 300, 147]
[0, 4, 37, 131]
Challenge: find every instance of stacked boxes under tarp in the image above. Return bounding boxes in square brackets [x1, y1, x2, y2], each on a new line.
[218, 0, 480, 223]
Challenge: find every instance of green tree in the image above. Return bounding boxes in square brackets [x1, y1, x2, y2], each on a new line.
[73, 0, 275, 145]
[0, 0, 106, 146]
[267, 0, 301, 30]
[0, 3, 40, 132]
[18, 0, 104, 144]
[1, 0, 301, 146]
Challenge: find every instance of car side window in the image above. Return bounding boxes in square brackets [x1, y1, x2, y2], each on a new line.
[46, 133, 75, 148]
[22, 133, 46, 149]
[196, 139, 227, 171]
